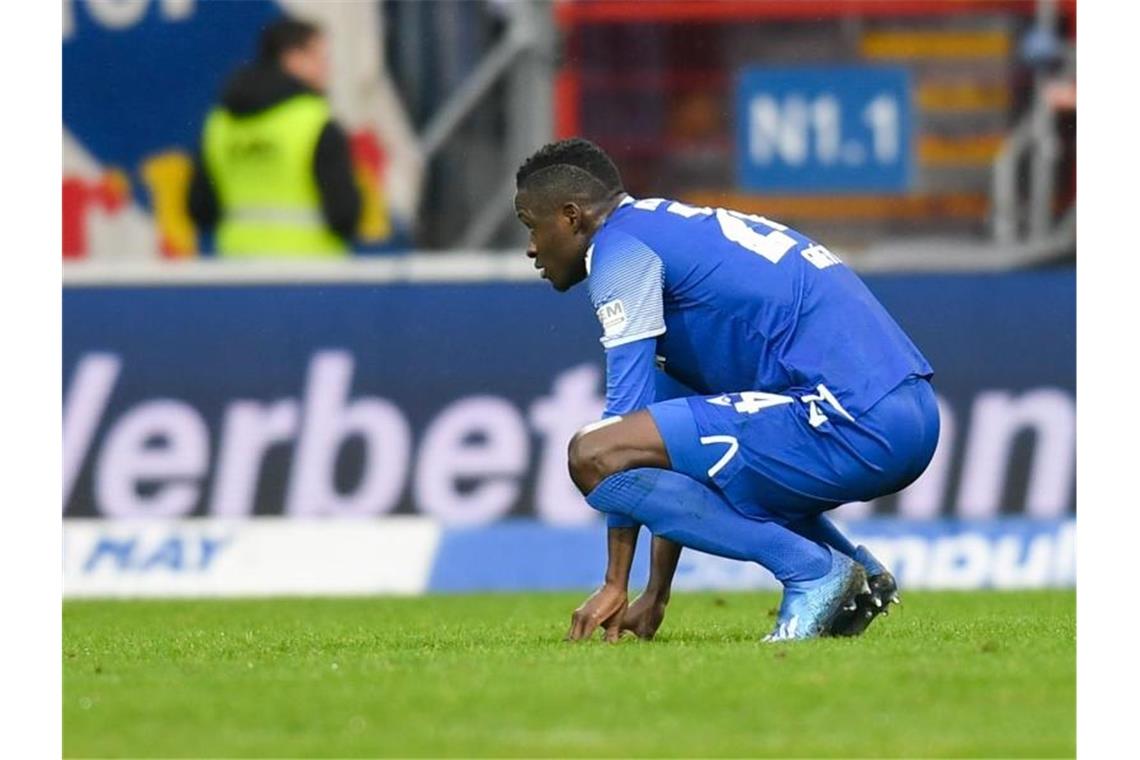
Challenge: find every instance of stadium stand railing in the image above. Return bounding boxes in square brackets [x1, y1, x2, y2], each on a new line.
[553, 0, 1076, 262]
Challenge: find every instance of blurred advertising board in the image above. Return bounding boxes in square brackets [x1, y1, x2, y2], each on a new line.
[735, 66, 914, 193]
[64, 518, 439, 597]
[63, 0, 419, 259]
[63, 271, 1074, 525]
[63, 518, 1074, 597]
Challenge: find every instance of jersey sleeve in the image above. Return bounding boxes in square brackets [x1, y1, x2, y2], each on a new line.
[603, 338, 658, 417]
[586, 230, 666, 350]
[600, 338, 659, 530]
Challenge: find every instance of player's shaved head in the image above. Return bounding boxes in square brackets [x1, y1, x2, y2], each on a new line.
[514, 139, 627, 292]
[515, 138, 624, 209]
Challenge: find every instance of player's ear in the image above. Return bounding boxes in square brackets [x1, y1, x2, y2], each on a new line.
[561, 202, 583, 231]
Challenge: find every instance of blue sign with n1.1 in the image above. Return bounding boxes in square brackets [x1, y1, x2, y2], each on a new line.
[735, 66, 913, 193]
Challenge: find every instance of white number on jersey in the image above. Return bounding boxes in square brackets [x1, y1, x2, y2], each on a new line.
[654, 200, 844, 269]
[714, 209, 798, 264]
[659, 201, 801, 265]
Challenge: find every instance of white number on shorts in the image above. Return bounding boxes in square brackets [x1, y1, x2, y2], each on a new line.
[699, 435, 739, 478]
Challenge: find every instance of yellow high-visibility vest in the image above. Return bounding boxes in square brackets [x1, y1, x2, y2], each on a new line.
[203, 94, 348, 257]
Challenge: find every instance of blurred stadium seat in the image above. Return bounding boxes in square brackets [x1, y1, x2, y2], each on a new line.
[553, 0, 1075, 253]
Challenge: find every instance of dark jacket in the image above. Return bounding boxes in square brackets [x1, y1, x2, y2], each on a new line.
[189, 63, 362, 244]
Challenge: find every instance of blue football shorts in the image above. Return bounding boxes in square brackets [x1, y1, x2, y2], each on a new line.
[646, 375, 940, 524]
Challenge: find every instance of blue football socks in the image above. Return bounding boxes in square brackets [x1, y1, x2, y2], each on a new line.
[587, 468, 832, 585]
[787, 514, 860, 560]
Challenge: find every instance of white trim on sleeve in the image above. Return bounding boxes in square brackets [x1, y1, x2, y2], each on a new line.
[601, 327, 667, 349]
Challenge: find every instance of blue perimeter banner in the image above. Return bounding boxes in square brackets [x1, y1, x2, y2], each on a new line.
[430, 518, 1075, 592]
[63, 271, 1074, 525]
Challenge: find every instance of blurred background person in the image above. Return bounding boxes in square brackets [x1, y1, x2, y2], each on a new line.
[188, 17, 362, 258]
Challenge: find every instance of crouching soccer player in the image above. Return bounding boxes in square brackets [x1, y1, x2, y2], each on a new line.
[514, 139, 939, 642]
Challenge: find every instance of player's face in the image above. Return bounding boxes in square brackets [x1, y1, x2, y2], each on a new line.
[514, 192, 588, 292]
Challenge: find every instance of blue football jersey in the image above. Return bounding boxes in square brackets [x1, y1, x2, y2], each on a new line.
[587, 196, 933, 418]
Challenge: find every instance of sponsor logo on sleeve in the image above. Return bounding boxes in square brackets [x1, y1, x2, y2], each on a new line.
[596, 300, 627, 338]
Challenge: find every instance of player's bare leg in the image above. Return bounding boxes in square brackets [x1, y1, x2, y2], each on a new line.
[567, 411, 670, 494]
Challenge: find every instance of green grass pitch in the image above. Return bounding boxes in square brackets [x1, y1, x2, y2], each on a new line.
[64, 590, 1074, 758]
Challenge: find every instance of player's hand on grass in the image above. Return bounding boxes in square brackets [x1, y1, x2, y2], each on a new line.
[566, 583, 627, 643]
[621, 591, 668, 640]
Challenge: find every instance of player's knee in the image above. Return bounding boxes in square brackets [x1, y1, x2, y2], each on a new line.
[568, 429, 629, 495]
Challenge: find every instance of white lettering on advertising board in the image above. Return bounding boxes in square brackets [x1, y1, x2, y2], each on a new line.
[63, 350, 1075, 523]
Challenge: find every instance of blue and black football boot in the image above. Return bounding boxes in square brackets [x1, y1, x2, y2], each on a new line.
[763, 548, 867, 642]
[826, 545, 900, 637]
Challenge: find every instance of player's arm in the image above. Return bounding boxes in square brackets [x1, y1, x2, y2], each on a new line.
[565, 525, 635, 643]
[590, 228, 667, 521]
[565, 338, 656, 642]
[567, 233, 665, 641]
[600, 338, 658, 529]
[623, 535, 682, 640]
[605, 338, 689, 640]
